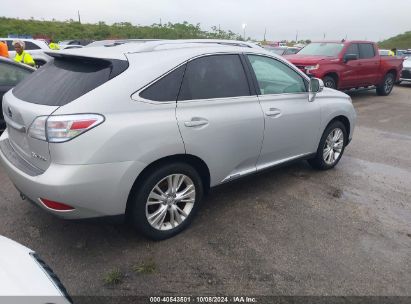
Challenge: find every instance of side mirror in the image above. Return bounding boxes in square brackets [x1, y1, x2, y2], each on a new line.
[309, 78, 324, 102]
[344, 53, 358, 63]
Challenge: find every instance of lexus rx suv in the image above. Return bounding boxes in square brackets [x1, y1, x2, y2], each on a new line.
[0, 40, 356, 240]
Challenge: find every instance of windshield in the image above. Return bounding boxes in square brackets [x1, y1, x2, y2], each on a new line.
[298, 43, 344, 56]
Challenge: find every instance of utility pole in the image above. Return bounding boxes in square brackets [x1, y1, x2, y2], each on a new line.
[323, 32, 326, 39]
[295, 31, 298, 43]
[242, 23, 247, 41]
[160, 18, 162, 26]
[77, 10, 81, 23]
[264, 27, 267, 42]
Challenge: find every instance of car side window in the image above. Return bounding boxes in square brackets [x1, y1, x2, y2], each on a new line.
[178, 54, 250, 101]
[359, 44, 375, 59]
[24, 42, 41, 50]
[247, 55, 307, 95]
[0, 62, 32, 86]
[345, 43, 360, 57]
[139, 64, 186, 102]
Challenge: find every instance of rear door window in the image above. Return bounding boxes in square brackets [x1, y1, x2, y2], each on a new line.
[345, 43, 360, 57]
[359, 44, 376, 59]
[178, 54, 250, 101]
[13, 57, 127, 106]
[140, 65, 186, 102]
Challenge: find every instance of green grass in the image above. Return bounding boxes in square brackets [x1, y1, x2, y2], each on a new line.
[379, 31, 411, 49]
[133, 260, 157, 274]
[103, 269, 124, 285]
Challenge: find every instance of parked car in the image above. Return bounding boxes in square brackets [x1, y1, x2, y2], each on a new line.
[60, 44, 84, 50]
[0, 236, 72, 303]
[264, 46, 300, 56]
[285, 40, 404, 95]
[58, 39, 93, 47]
[398, 56, 411, 83]
[0, 40, 356, 240]
[1, 38, 52, 67]
[0, 57, 34, 132]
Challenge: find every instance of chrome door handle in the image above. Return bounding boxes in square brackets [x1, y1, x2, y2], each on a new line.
[184, 118, 209, 127]
[265, 108, 282, 117]
[3, 115, 26, 133]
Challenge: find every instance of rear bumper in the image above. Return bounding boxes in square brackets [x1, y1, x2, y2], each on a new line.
[0, 133, 145, 219]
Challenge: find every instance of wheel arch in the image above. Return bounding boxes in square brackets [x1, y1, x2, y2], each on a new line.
[125, 154, 211, 215]
[325, 115, 351, 142]
[323, 72, 339, 88]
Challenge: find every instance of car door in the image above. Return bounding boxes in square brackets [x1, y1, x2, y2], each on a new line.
[358, 43, 379, 85]
[340, 43, 362, 88]
[0, 60, 33, 131]
[245, 54, 321, 170]
[176, 54, 264, 185]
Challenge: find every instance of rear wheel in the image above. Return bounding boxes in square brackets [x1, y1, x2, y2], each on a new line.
[129, 162, 203, 240]
[308, 121, 347, 170]
[376, 73, 395, 96]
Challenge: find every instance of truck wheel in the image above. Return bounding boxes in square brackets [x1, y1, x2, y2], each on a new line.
[376, 73, 395, 96]
[323, 75, 337, 89]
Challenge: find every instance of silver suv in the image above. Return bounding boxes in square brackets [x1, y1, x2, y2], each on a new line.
[0, 40, 356, 240]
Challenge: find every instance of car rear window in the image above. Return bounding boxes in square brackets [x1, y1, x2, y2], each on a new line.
[13, 56, 128, 106]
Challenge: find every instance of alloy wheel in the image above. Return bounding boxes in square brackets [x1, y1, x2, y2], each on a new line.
[145, 174, 196, 231]
[384, 75, 394, 94]
[323, 128, 344, 165]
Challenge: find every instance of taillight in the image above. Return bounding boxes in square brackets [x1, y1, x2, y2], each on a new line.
[29, 114, 104, 143]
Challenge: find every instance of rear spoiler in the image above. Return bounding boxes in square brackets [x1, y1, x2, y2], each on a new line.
[45, 52, 129, 79]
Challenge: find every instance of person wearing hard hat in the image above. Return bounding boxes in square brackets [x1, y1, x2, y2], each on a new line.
[0, 40, 9, 58]
[13, 40, 35, 67]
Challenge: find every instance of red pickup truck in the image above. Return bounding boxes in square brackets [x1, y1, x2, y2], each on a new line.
[285, 40, 403, 96]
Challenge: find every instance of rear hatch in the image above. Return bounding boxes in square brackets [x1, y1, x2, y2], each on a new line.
[2, 53, 128, 171]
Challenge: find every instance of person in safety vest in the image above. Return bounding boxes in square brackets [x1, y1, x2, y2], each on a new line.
[0, 40, 9, 58]
[49, 41, 60, 50]
[13, 40, 35, 67]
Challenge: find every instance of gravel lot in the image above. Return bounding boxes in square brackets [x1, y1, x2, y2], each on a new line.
[0, 84, 410, 297]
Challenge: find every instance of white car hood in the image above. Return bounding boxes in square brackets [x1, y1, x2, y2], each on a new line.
[0, 236, 67, 301]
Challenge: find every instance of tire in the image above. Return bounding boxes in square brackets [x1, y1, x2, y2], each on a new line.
[129, 162, 203, 240]
[308, 120, 347, 170]
[323, 75, 337, 89]
[376, 73, 395, 96]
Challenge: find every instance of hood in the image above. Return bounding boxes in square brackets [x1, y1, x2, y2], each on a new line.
[0, 236, 66, 300]
[284, 54, 336, 65]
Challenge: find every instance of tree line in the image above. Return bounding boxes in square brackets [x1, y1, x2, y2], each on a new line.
[0, 17, 244, 42]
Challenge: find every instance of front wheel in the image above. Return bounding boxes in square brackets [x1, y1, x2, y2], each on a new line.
[308, 121, 347, 170]
[323, 75, 337, 89]
[129, 162, 203, 240]
[376, 73, 395, 96]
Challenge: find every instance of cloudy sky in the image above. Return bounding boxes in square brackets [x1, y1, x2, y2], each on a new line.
[2, 0, 411, 41]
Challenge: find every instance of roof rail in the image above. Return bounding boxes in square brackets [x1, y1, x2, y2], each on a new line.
[124, 39, 259, 54]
